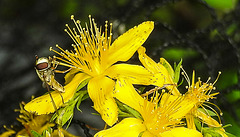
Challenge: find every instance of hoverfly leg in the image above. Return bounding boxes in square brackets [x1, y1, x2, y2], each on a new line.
[49, 76, 65, 104]
[54, 68, 72, 74]
[51, 58, 59, 70]
[44, 78, 58, 113]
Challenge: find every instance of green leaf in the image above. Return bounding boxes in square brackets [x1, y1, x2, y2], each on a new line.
[82, 93, 89, 100]
[116, 100, 127, 112]
[50, 112, 58, 122]
[55, 97, 77, 127]
[226, 90, 240, 103]
[76, 90, 88, 112]
[159, 58, 175, 80]
[42, 128, 53, 137]
[198, 108, 217, 117]
[177, 78, 184, 87]
[209, 29, 220, 40]
[123, 105, 142, 119]
[52, 89, 89, 128]
[194, 118, 202, 131]
[138, 131, 144, 137]
[197, 123, 236, 137]
[57, 104, 74, 128]
[162, 48, 198, 61]
[195, 118, 236, 137]
[203, 0, 237, 11]
[173, 59, 182, 83]
[76, 78, 90, 91]
[57, 90, 88, 127]
[116, 100, 142, 119]
[137, 87, 146, 94]
[118, 110, 133, 118]
[226, 23, 237, 36]
[31, 130, 43, 137]
[202, 126, 236, 137]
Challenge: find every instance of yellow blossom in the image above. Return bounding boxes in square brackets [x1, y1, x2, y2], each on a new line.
[17, 103, 55, 136]
[95, 77, 203, 137]
[1, 102, 78, 137]
[48, 15, 165, 126]
[182, 71, 224, 130]
[0, 126, 16, 137]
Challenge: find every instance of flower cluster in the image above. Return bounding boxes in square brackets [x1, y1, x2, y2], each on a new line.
[1, 15, 235, 137]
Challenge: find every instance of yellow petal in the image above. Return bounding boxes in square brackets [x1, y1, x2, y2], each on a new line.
[161, 127, 203, 137]
[159, 58, 175, 79]
[105, 21, 154, 66]
[195, 109, 223, 128]
[186, 114, 196, 130]
[105, 64, 163, 86]
[0, 128, 16, 137]
[64, 68, 80, 84]
[141, 131, 154, 137]
[113, 77, 145, 113]
[94, 118, 145, 137]
[138, 46, 180, 95]
[88, 75, 118, 126]
[24, 73, 90, 114]
[138, 46, 162, 73]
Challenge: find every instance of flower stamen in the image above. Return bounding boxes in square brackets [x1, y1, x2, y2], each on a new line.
[51, 15, 114, 76]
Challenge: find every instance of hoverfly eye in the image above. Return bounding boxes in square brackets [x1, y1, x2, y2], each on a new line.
[36, 62, 49, 70]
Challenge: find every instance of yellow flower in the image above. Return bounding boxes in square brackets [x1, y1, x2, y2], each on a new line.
[0, 126, 15, 137]
[95, 77, 203, 137]
[1, 102, 78, 137]
[49, 15, 163, 126]
[2, 102, 54, 137]
[137, 46, 180, 95]
[182, 71, 224, 130]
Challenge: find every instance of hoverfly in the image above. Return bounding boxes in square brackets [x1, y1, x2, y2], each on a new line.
[35, 56, 73, 136]
[35, 56, 65, 92]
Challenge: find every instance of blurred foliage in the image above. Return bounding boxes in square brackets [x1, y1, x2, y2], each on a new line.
[204, 0, 237, 13]
[0, 0, 240, 136]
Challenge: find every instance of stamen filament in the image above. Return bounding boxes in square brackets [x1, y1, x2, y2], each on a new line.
[51, 15, 113, 76]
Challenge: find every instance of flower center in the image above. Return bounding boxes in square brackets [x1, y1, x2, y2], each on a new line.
[50, 15, 113, 76]
[141, 91, 184, 136]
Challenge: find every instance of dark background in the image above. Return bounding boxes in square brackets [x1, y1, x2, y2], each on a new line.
[0, 0, 240, 136]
